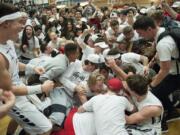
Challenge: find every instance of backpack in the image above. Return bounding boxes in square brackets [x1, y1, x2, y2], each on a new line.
[157, 28, 180, 74]
[162, 16, 180, 29]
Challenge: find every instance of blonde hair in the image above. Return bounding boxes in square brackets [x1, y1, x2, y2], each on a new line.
[88, 70, 105, 88]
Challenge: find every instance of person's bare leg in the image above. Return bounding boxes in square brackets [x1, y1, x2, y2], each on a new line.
[7, 119, 18, 135]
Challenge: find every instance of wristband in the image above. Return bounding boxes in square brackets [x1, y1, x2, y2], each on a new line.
[27, 85, 42, 95]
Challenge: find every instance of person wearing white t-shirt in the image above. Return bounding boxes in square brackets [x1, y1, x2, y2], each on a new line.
[133, 16, 180, 132]
[0, 4, 55, 135]
[77, 29, 109, 63]
[105, 19, 122, 46]
[106, 48, 149, 75]
[117, 26, 139, 52]
[78, 78, 134, 135]
[125, 74, 163, 135]
[20, 25, 40, 63]
[38, 43, 80, 129]
[73, 72, 106, 135]
[43, 54, 101, 128]
[117, 26, 139, 43]
[60, 54, 101, 103]
[25, 9, 40, 26]
[48, 32, 65, 50]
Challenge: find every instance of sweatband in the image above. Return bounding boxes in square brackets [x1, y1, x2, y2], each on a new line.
[27, 85, 42, 95]
[106, 54, 121, 60]
[0, 12, 22, 24]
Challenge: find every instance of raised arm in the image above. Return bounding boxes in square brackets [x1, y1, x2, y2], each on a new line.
[107, 58, 128, 80]
[126, 106, 162, 124]
[77, 28, 94, 50]
[161, 1, 178, 20]
[140, 55, 149, 75]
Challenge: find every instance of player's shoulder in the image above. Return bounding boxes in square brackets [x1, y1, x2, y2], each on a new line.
[0, 53, 9, 69]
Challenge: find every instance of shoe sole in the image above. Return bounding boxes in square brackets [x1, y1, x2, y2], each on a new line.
[167, 117, 180, 123]
[162, 130, 168, 134]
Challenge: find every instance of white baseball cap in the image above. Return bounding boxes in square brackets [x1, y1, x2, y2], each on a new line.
[117, 34, 125, 42]
[103, 48, 110, 58]
[110, 12, 118, 18]
[81, 17, 87, 23]
[94, 42, 108, 49]
[140, 8, 147, 14]
[86, 54, 101, 64]
[106, 53, 121, 60]
[91, 34, 99, 42]
[48, 18, 55, 22]
[172, 1, 180, 8]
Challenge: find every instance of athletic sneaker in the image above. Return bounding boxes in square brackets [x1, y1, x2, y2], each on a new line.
[170, 90, 180, 108]
[161, 121, 168, 133]
[161, 112, 168, 133]
[166, 109, 180, 123]
[175, 103, 180, 109]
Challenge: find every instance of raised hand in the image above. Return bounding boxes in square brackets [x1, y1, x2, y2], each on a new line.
[0, 90, 15, 109]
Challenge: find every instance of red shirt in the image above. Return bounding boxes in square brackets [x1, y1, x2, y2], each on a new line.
[176, 13, 180, 21]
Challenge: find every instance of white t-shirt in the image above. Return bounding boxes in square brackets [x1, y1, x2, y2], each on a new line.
[81, 46, 94, 62]
[133, 91, 163, 135]
[121, 52, 144, 74]
[60, 60, 90, 95]
[73, 112, 96, 135]
[81, 46, 105, 63]
[117, 31, 139, 42]
[105, 27, 122, 39]
[38, 32, 45, 42]
[48, 37, 64, 49]
[25, 18, 40, 26]
[21, 36, 40, 59]
[83, 94, 133, 135]
[156, 27, 180, 75]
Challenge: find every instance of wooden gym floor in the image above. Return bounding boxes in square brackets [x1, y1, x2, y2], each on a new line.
[0, 116, 180, 135]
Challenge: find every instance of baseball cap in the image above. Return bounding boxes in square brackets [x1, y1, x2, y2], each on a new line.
[172, 1, 180, 8]
[102, 48, 110, 58]
[86, 54, 100, 64]
[91, 34, 99, 42]
[48, 18, 55, 22]
[110, 12, 118, 18]
[105, 53, 121, 60]
[117, 34, 125, 42]
[94, 42, 108, 49]
[81, 17, 87, 23]
[107, 78, 123, 93]
[140, 8, 147, 14]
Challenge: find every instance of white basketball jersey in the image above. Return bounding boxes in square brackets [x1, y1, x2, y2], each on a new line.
[134, 91, 163, 134]
[0, 40, 28, 106]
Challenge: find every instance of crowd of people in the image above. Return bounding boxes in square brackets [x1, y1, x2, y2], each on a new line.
[0, 0, 180, 135]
